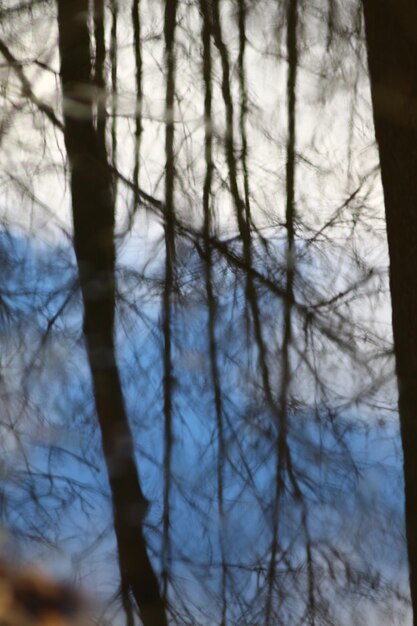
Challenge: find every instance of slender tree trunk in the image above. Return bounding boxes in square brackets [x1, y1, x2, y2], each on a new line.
[110, 0, 118, 180]
[201, 6, 227, 623]
[132, 0, 143, 208]
[265, 0, 300, 621]
[161, 0, 177, 603]
[362, 1, 417, 622]
[56, 3, 167, 625]
[93, 0, 106, 152]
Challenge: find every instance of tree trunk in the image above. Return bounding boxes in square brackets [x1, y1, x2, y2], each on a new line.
[362, 1, 417, 622]
[56, 2, 167, 625]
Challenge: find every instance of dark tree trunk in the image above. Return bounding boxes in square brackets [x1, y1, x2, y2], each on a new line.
[161, 0, 177, 602]
[362, 1, 417, 622]
[132, 0, 143, 205]
[56, 3, 167, 625]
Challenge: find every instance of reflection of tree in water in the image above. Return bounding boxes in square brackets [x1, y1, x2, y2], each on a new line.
[0, 0, 411, 625]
